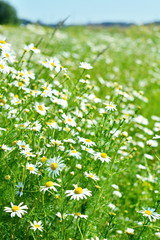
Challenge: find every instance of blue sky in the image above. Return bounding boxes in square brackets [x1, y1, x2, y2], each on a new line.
[7, 0, 160, 24]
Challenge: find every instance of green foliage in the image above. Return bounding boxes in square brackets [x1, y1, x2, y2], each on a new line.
[0, 0, 19, 24]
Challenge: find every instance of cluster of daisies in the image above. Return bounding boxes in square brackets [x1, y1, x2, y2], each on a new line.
[1, 26, 160, 240]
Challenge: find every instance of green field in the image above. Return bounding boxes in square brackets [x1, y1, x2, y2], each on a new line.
[0, 24, 160, 240]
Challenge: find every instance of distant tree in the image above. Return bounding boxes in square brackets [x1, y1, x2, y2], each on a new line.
[0, 1, 19, 24]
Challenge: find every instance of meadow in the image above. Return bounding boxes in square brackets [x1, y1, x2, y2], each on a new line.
[0, 24, 160, 240]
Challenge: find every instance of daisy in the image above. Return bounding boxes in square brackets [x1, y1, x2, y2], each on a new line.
[84, 172, 99, 181]
[65, 184, 92, 200]
[24, 43, 40, 53]
[21, 150, 36, 158]
[104, 102, 117, 111]
[40, 181, 60, 193]
[30, 220, 43, 231]
[26, 163, 39, 174]
[46, 119, 59, 129]
[78, 137, 96, 147]
[95, 152, 111, 163]
[35, 103, 49, 115]
[69, 212, 88, 219]
[81, 146, 95, 154]
[62, 114, 76, 127]
[125, 228, 134, 235]
[68, 149, 81, 159]
[15, 182, 24, 197]
[46, 157, 65, 178]
[4, 202, 28, 218]
[79, 62, 93, 70]
[138, 208, 160, 222]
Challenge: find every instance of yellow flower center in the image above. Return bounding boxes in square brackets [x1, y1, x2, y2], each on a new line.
[144, 210, 152, 215]
[12, 205, 20, 212]
[18, 72, 24, 76]
[88, 174, 94, 178]
[50, 162, 58, 170]
[0, 40, 6, 44]
[71, 150, 77, 153]
[51, 62, 55, 67]
[0, 64, 4, 69]
[5, 53, 10, 57]
[34, 224, 41, 228]
[74, 212, 82, 216]
[85, 139, 91, 142]
[68, 118, 72, 122]
[29, 166, 34, 171]
[18, 82, 24, 86]
[100, 152, 107, 158]
[45, 181, 54, 187]
[74, 187, 83, 194]
[43, 86, 48, 90]
[21, 145, 26, 148]
[38, 105, 44, 111]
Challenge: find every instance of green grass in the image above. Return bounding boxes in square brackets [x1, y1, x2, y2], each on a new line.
[0, 24, 160, 240]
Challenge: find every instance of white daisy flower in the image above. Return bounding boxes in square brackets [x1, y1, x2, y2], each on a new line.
[46, 157, 65, 178]
[30, 220, 43, 231]
[40, 181, 60, 193]
[35, 103, 49, 115]
[138, 208, 160, 222]
[69, 212, 88, 219]
[95, 152, 111, 163]
[78, 137, 96, 147]
[125, 228, 134, 235]
[84, 172, 99, 181]
[62, 114, 76, 127]
[26, 163, 39, 174]
[79, 62, 93, 70]
[104, 102, 117, 111]
[65, 184, 92, 200]
[46, 119, 59, 129]
[4, 202, 28, 218]
[68, 149, 81, 159]
[81, 146, 95, 154]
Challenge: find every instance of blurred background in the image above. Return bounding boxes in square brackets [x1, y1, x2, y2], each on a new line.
[0, 0, 160, 26]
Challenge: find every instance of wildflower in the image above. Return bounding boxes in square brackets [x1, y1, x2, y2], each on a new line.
[138, 208, 160, 222]
[125, 228, 134, 235]
[62, 114, 76, 127]
[30, 221, 43, 231]
[40, 181, 60, 193]
[24, 43, 40, 53]
[78, 137, 96, 147]
[104, 102, 117, 111]
[68, 149, 81, 159]
[79, 62, 93, 70]
[65, 184, 92, 200]
[113, 191, 122, 198]
[69, 212, 88, 219]
[35, 103, 48, 115]
[56, 212, 67, 221]
[21, 150, 36, 158]
[147, 140, 158, 147]
[95, 152, 110, 163]
[4, 202, 28, 218]
[15, 182, 24, 197]
[46, 157, 65, 178]
[26, 163, 39, 174]
[155, 232, 160, 238]
[84, 172, 99, 181]
[46, 119, 59, 129]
